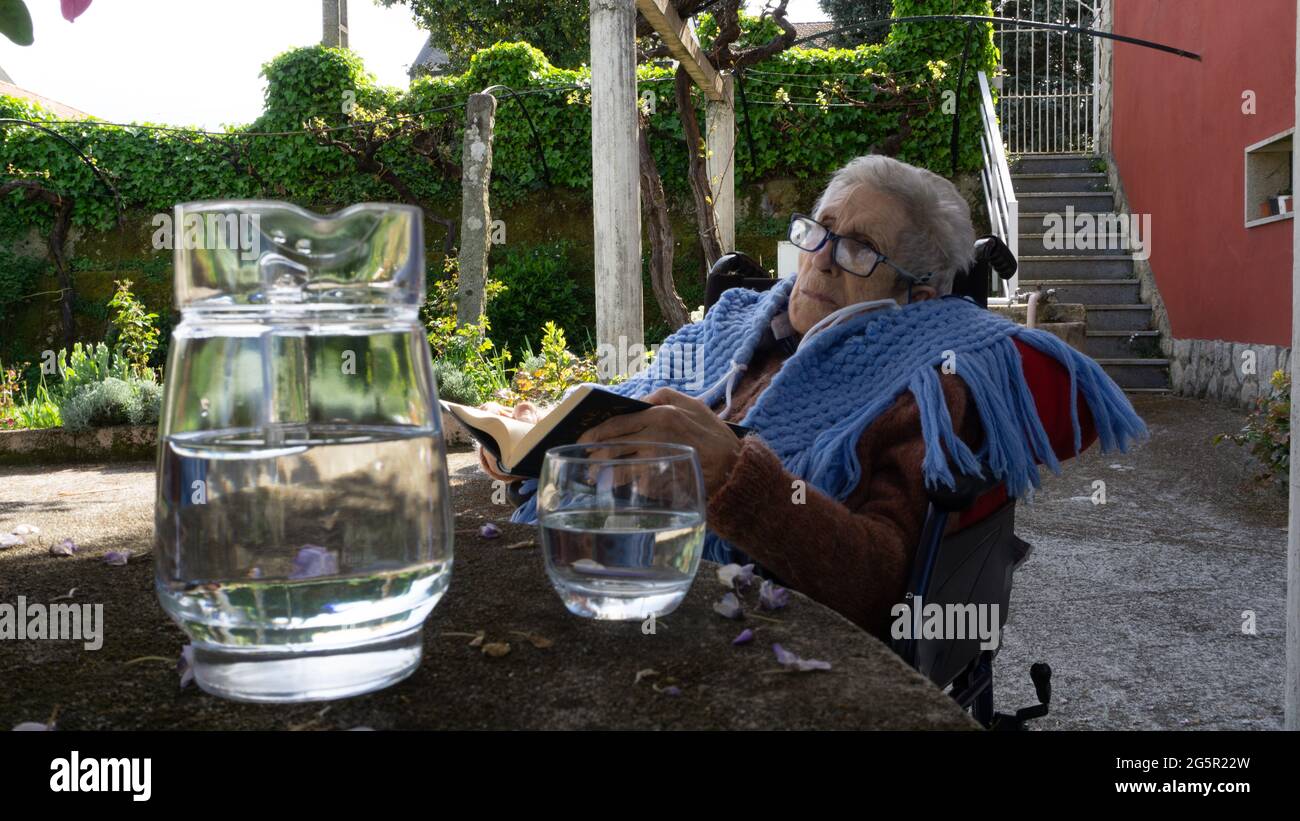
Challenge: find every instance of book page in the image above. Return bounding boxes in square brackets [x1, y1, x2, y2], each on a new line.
[509, 385, 595, 466]
[444, 403, 536, 464]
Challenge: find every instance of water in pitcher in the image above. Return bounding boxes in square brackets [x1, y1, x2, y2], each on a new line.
[155, 423, 452, 700]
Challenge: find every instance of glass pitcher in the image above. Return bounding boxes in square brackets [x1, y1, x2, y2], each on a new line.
[154, 201, 453, 702]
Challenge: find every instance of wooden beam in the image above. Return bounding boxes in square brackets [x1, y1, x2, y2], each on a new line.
[635, 0, 725, 101]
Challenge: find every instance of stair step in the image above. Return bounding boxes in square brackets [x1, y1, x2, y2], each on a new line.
[1084, 330, 1162, 358]
[1010, 172, 1109, 193]
[1096, 358, 1171, 390]
[1017, 255, 1134, 279]
[1124, 387, 1172, 394]
[1025, 211, 1123, 234]
[1017, 191, 1115, 213]
[1019, 279, 1141, 304]
[1010, 153, 1100, 174]
[1019, 233, 1140, 256]
[1085, 304, 1154, 332]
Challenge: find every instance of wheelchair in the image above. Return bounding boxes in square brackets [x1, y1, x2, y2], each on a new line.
[705, 237, 1060, 730]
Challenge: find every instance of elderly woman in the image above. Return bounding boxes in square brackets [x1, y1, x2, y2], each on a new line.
[487, 154, 1145, 638]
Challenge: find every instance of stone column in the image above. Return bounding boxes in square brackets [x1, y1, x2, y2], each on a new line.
[456, 93, 497, 326]
[590, 0, 644, 377]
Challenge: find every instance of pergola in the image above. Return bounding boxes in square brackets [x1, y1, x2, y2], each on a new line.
[589, 0, 735, 368]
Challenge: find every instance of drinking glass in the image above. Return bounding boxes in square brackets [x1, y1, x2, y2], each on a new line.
[154, 201, 454, 702]
[537, 442, 706, 620]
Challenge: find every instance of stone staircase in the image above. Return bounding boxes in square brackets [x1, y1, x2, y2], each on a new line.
[1010, 153, 1169, 393]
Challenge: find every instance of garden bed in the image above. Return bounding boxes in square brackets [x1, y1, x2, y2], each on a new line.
[0, 413, 474, 466]
[0, 424, 156, 466]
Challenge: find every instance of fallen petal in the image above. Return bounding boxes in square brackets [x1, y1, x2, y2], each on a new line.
[712, 592, 743, 620]
[732, 628, 755, 645]
[771, 643, 831, 672]
[481, 642, 511, 657]
[759, 579, 790, 611]
[717, 562, 757, 589]
[660, 685, 682, 696]
[12, 722, 52, 731]
[289, 545, 337, 579]
[525, 634, 553, 649]
[61, 0, 93, 23]
[633, 668, 659, 685]
[0, 533, 24, 549]
[103, 550, 130, 566]
[478, 522, 501, 539]
[49, 538, 78, 557]
[12, 524, 40, 536]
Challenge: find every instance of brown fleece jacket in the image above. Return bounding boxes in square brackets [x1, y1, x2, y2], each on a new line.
[707, 344, 983, 640]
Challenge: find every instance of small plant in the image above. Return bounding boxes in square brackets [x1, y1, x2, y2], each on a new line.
[54, 342, 132, 403]
[424, 256, 514, 404]
[13, 381, 61, 430]
[1, 359, 62, 431]
[106, 279, 161, 378]
[0, 360, 22, 422]
[1215, 369, 1289, 483]
[511, 322, 599, 404]
[58, 376, 161, 432]
[431, 359, 483, 405]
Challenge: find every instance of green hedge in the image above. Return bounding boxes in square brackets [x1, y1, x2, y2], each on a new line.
[0, 0, 995, 241]
[0, 0, 995, 373]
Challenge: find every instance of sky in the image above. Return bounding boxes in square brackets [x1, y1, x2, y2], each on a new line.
[0, 0, 829, 130]
[0, 0, 429, 129]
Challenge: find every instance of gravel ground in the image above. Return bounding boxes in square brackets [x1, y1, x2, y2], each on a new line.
[996, 394, 1288, 729]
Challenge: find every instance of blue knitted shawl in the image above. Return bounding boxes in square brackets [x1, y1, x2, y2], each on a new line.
[511, 277, 1147, 564]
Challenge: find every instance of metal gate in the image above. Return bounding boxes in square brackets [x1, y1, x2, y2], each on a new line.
[993, 0, 1099, 154]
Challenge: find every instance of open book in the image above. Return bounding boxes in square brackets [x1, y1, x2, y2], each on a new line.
[441, 384, 751, 478]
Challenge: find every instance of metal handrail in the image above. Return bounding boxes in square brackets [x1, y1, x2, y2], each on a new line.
[977, 70, 1018, 302]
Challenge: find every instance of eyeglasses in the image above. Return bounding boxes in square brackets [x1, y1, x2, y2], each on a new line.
[787, 213, 930, 283]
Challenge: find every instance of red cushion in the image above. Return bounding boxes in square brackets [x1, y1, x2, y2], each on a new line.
[956, 339, 1098, 528]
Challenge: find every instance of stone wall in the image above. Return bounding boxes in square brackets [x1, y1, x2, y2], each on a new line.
[1095, 0, 1113, 157]
[1169, 339, 1289, 407]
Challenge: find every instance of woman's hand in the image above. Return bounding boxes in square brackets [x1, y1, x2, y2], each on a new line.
[476, 401, 541, 483]
[577, 387, 743, 495]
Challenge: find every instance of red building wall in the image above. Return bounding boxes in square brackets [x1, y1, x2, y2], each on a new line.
[1112, 0, 1295, 346]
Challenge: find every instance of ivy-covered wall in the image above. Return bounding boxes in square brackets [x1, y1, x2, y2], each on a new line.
[0, 0, 996, 370]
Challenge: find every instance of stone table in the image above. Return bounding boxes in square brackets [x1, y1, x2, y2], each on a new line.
[0, 450, 977, 730]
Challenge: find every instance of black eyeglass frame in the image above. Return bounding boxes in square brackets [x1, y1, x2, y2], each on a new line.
[787, 213, 932, 284]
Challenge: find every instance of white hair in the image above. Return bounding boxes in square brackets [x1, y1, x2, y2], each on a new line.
[813, 154, 975, 295]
